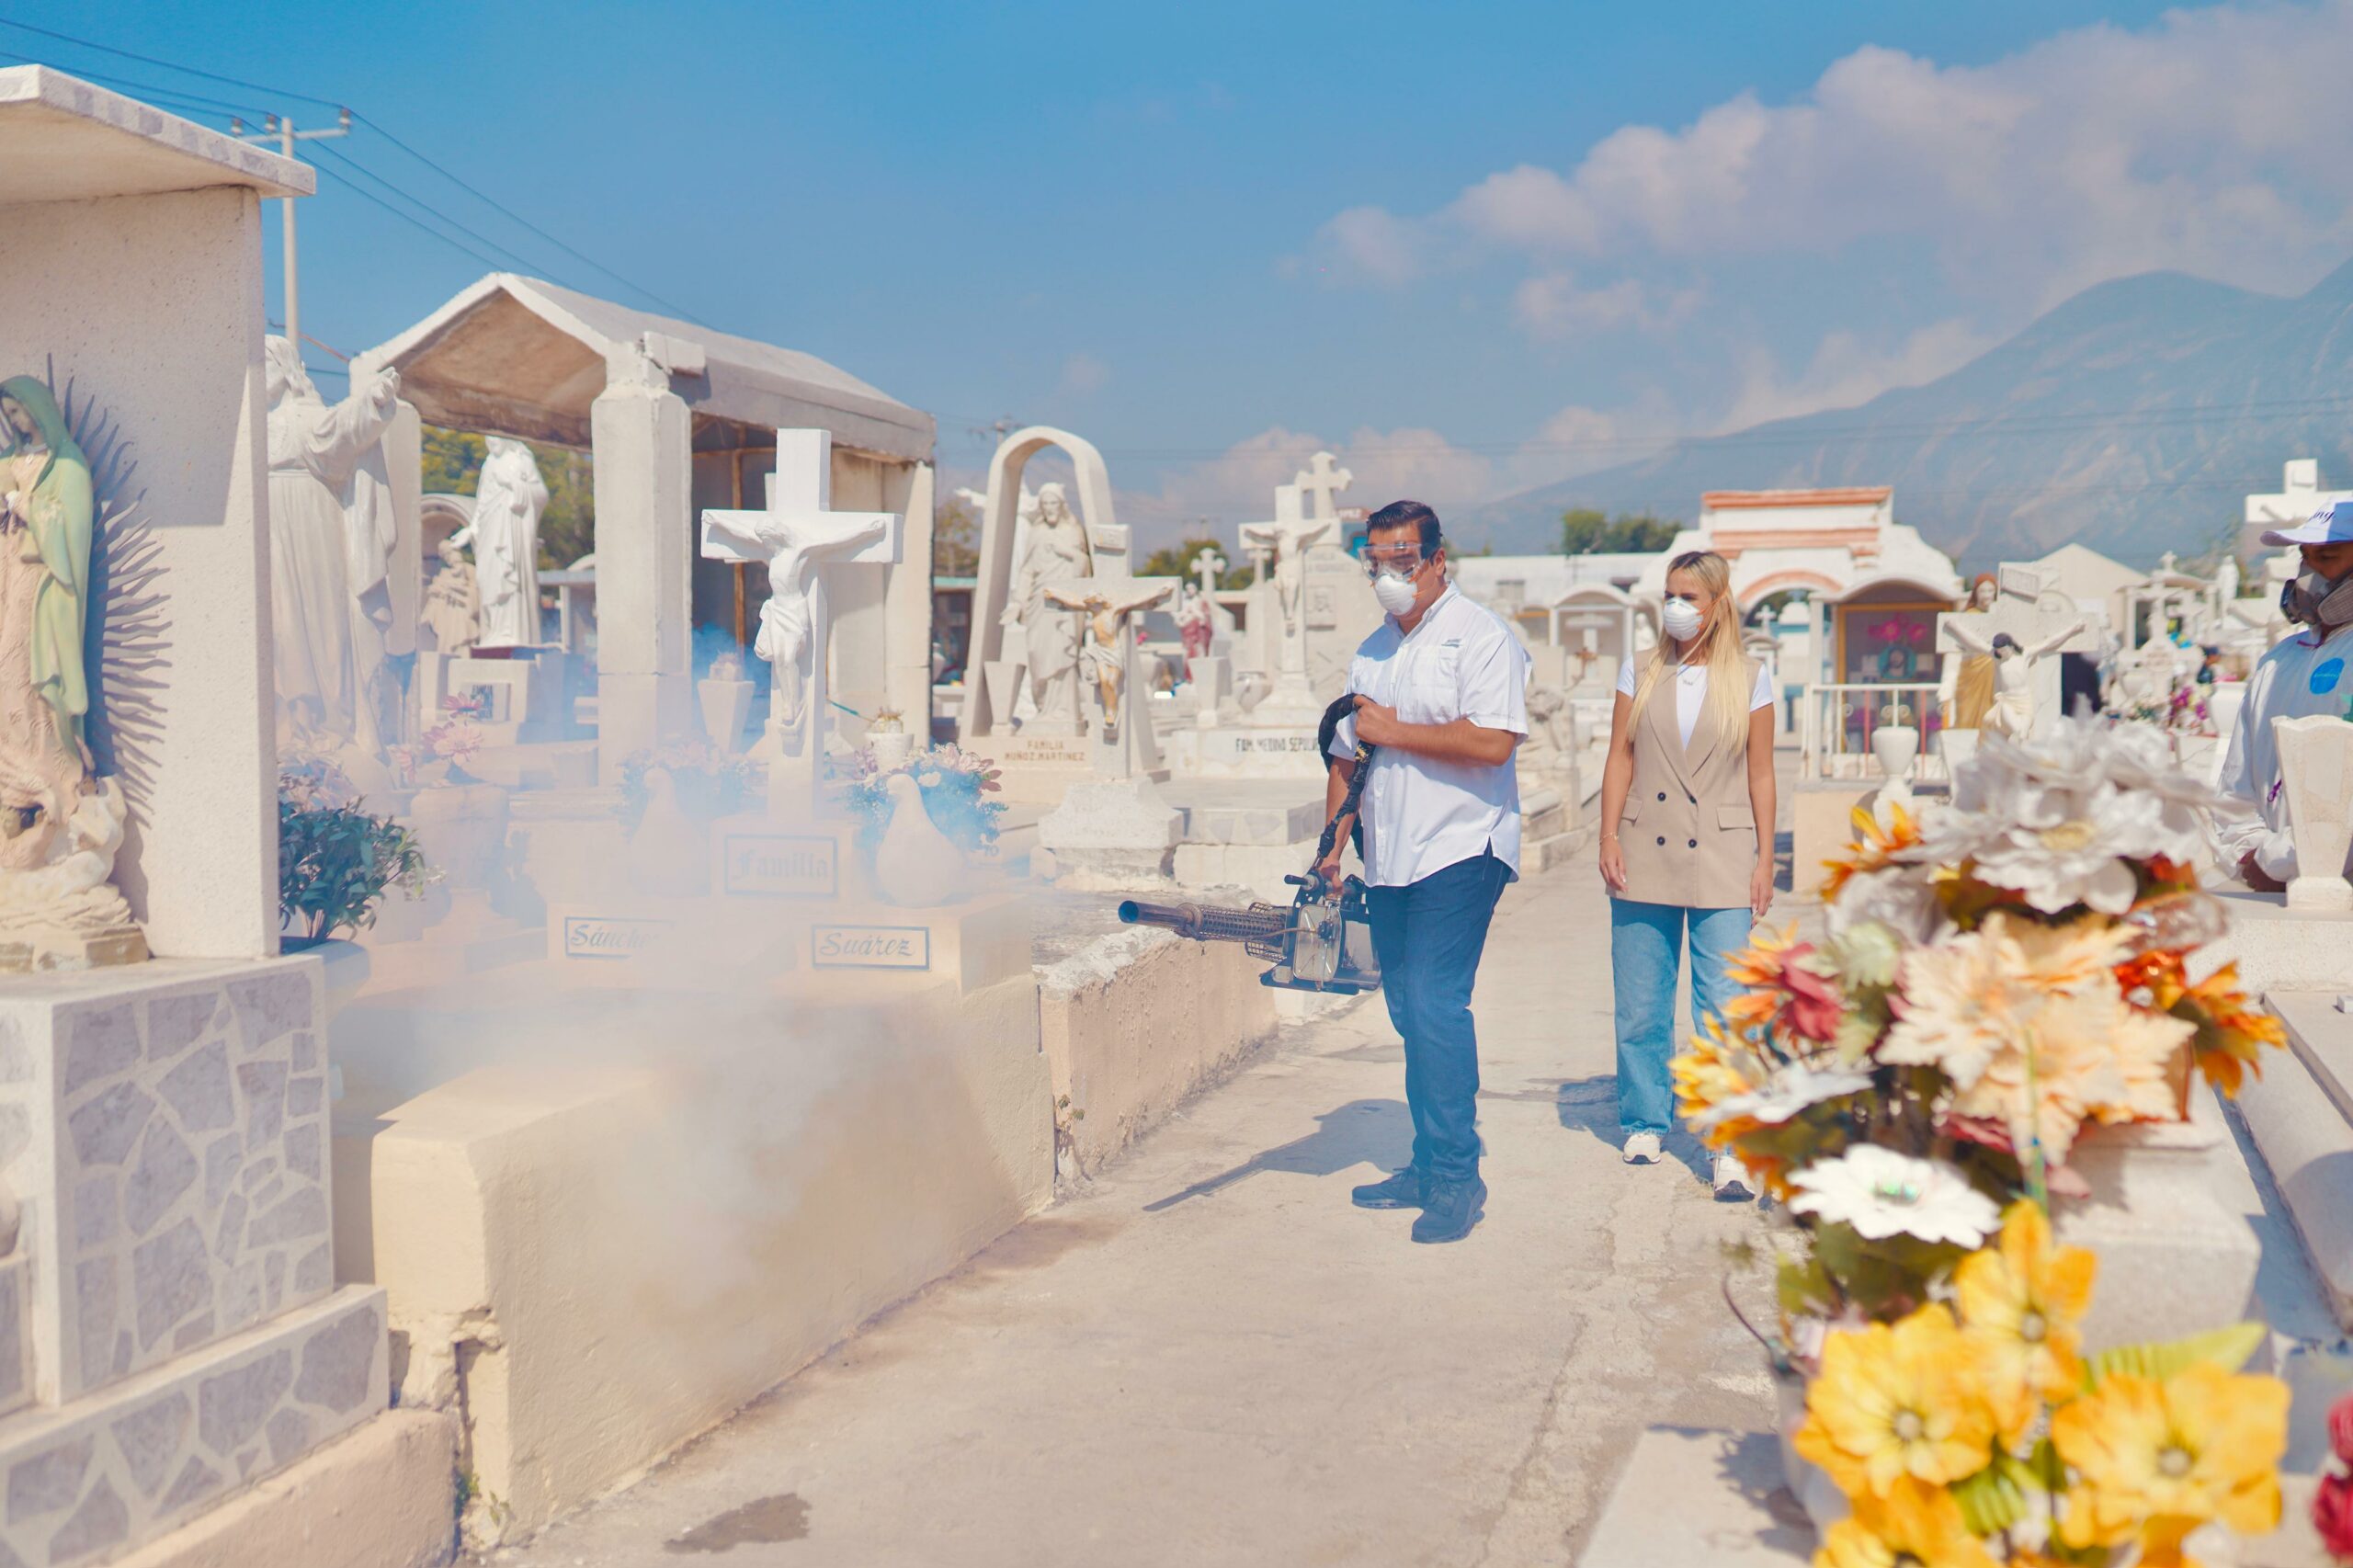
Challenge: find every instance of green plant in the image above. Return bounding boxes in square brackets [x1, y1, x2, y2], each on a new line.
[278, 795, 433, 941]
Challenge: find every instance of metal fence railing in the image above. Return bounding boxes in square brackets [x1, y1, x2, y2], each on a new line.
[1799, 682, 1949, 783]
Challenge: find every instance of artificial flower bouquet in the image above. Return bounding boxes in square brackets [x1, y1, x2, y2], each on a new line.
[1799, 1202, 2286, 1568]
[1673, 716, 2295, 1562]
[389, 718, 487, 789]
[1675, 716, 2281, 1325]
[614, 741, 761, 829]
[843, 742, 1004, 858]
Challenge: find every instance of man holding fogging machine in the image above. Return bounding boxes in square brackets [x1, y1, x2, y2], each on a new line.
[1314, 500, 1530, 1244]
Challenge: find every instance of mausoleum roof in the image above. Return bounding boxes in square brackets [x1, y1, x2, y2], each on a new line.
[358, 273, 934, 461]
[0, 66, 313, 205]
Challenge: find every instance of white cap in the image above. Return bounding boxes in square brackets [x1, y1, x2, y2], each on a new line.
[2260, 497, 2353, 548]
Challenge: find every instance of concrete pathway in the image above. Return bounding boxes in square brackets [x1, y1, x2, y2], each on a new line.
[492, 844, 1787, 1568]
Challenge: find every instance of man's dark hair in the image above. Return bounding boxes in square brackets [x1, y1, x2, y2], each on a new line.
[1365, 499, 1442, 554]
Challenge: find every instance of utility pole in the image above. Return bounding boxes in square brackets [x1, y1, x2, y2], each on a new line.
[233, 109, 350, 349]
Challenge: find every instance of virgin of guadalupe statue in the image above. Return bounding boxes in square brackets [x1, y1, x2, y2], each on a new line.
[0, 377, 142, 961]
[1003, 482, 1093, 727]
[1948, 574, 1999, 731]
[454, 438, 549, 650]
[265, 336, 401, 756]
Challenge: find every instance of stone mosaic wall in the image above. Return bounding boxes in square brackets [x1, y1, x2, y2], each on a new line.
[0, 965, 332, 1405]
[0, 1287, 386, 1568]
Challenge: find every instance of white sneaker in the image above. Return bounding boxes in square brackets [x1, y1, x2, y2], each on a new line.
[1622, 1132, 1663, 1165]
[1712, 1151, 1756, 1201]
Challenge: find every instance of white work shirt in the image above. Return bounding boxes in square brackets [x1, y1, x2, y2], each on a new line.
[2216, 619, 2353, 881]
[1329, 585, 1531, 887]
[1615, 656, 1778, 749]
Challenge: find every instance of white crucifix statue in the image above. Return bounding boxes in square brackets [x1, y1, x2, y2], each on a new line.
[1038, 561, 1177, 778]
[699, 427, 903, 817]
[1936, 563, 2091, 740]
[1239, 483, 1337, 717]
[1296, 449, 1354, 521]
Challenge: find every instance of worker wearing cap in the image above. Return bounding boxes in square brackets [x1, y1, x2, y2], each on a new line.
[2217, 500, 2353, 890]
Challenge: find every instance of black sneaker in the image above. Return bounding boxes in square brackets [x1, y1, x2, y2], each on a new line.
[1350, 1167, 1426, 1210]
[1411, 1176, 1486, 1244]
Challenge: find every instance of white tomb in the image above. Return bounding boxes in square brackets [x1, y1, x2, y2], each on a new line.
[0, 66, 399, 1568]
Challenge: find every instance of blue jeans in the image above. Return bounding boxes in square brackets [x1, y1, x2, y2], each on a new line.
[1364, 851, 1509, 1183]
[1609, 900, 1753, 1138]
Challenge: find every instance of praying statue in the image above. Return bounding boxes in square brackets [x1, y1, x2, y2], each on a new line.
[453, 437, 549, 650]
[1004, 482, 1093, 724]
[265, 336, 401, 755]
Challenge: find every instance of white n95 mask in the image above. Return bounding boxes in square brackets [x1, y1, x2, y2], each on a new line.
[1372, 571, 1419, 616]
[1661, 599, 1704, 642]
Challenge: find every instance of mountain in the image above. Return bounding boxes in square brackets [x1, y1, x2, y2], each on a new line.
[1463, 260, 2353, 570]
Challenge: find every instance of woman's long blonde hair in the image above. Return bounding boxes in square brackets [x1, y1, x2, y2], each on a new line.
[1631, 550, 1752, 745]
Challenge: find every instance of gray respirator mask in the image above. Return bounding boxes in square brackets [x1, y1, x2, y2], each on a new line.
[2280, 564, 2353, 631]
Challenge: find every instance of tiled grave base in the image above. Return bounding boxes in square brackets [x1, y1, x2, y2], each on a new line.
[2057, 1090, 2263, 1352]
[2201, 894, 2353, 994]
[1518, 785, 1589, 873]
[0, 1286, 386, 1568]
[2235, 993, 2353, 1329]
[544, 892, 1031, 997]
[1572, 1427, 2323, 1568]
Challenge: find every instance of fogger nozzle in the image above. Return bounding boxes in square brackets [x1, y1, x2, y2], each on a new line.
[1117, 899, 1290, 945]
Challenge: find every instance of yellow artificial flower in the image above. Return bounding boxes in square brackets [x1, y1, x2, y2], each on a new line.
[1671, 1017, 1761, 1139]
[1813, 1478, 1997, 1568]
[1954, 1201, 2097, 1441]
[2052, 1361, 2289, 1551]
[1821, 800, 1921, 904]
[1796, 1305, 2001, 1499]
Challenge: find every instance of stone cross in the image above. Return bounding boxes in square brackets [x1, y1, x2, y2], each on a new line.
[1240, 491, 1338, 713]
[2246, 458, 2353, 537]
[1194, 548, 1227, 598]
[1296, 450, 1353, 521]
[699, 427, 903, 818]
[2274, 713, 2353, 910]
[1038, 562, 1176, 778]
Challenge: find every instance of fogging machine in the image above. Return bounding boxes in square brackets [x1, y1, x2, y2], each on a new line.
[1117, 696, 1382, 995]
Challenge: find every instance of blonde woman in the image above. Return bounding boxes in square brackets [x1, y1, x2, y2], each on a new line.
[1598, 551, 1776, 1199]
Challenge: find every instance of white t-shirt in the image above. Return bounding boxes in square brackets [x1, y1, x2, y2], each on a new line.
[1615, 656, 1777, 750]
[1329, 585, 1531, 887]
[2216, 619, 2353, 881]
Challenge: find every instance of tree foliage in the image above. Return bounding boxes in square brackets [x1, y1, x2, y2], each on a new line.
[1139, 536, 1250, 589]
[421, 426, 597, 571]
[1561, 507, 1680, 556]
[934, 497, 980, 577]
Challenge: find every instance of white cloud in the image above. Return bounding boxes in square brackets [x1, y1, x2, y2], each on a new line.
[1316, 2, 2353, 312]
[1058, 351, 1109, 396]
[1512, 272, 1699, 337]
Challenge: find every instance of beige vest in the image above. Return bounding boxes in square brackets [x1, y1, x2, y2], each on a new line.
[1615, 661, 1760, 910]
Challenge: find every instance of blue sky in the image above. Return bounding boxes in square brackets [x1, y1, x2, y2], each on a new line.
[21, 1, 2353, 541]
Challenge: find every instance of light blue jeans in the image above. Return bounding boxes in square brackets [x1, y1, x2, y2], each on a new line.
[1609, 900, 1753, 1138]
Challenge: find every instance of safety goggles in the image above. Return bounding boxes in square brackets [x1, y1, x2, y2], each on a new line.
[1360, 548, 1427, 578]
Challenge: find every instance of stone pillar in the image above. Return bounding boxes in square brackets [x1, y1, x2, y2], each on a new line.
[2276, 714, 2353, 910]
[881, 461, 936, 735]
[590, 381, 694, 780]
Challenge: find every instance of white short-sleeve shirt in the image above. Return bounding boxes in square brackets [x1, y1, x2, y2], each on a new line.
[1328, 585, 1531, 887]
[1615, 656, 1777, 750]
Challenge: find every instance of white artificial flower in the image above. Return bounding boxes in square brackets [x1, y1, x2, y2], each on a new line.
[1693, 1062, 1874, 1134]
[1827, 863, 1946, 943]
[1786, 1145, 2002, 1247]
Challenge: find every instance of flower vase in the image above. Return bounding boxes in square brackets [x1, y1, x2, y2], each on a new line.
[1870, 723, 1918, 829]
[1770, 1361, 1848, 1532]
[869, 732, 914, 769]
[628, 766, 714, 898]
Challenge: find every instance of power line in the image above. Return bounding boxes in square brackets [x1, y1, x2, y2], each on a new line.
[307, 159, 515, 276]
[310, 142, 553, 278]
[3, 17, 704, 324]
[0, 16, 338, 108]
[348, 111, 706, 325]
